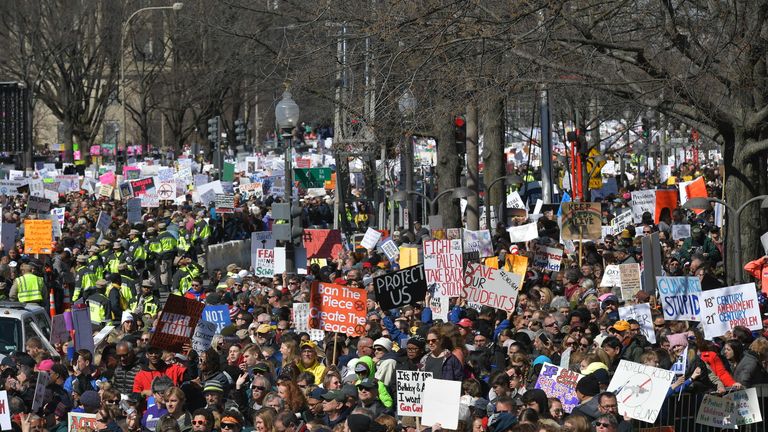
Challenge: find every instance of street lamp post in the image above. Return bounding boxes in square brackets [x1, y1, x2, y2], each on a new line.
[484, 174, 523, 231]
[275, 86, 300, 272]
[392, 187, 472, 225]
[120, 3, 183, 164]
[683, 195, 768, 283]
[398, 89, 417, 230]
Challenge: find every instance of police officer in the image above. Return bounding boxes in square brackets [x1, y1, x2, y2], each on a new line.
[87, 245, 105, 281]
[133, 280, 159, 318]
[82, 279, 109, 324]
[127, 229, 148, 275]
[155, 222, 177, 293]
[192, 210, 212, 271]
[105, 241, 128, 274]
[10, 263, 46, 306]
[73, 254, 97, 302]
[172, 255, 202, 296]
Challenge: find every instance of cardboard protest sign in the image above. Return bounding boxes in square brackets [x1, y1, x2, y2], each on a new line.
[303, 229, 344, 259]
[374, 265, 427, 310]
[360, 227, 382, 250]
[253, 249, 275, 277]
[657, 276, 702, 321]
[130, 177, 155, 196]
[463, 263, 520, 313]
[398, 246, 420, 269]
[309, 282, 367, 336]
[630, 190, 656, 223]
[600, 264, 622, 288]
[671, 224, 691, 240]
[202, 305, 232, 334]
[700, 283, 761, 339]
[69, 412, 98, 432]
[423, 239, 463, 297]
[27, 196, 51, 213]
[30, 371, 49, 413]
[697, 393, 737, 428]
[607, 360, 675, 423]
[72, 306, 95, 354]
[619, 263, 641, 300]
[533, 244, 563, 272]
[24, 219, 53, 254]
[150, 295, 205, 352]
[192, 320, 218, 353]
[654, 190, 678, 224]
[507, 222, 538, 243]
[561, 202, 601, 240]
[618, 303, 656, 344]
[534, 363, 584, 413]
[724, 387, 763, 426]
[0, 391, 10, 430]
[462, 229, 493, 258]
[378, 238, 400, 261]
[396, 370, 433, 417]
[421, 378, 461, 430]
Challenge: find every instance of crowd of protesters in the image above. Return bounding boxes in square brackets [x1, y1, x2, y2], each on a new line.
[0, 157, 765, 432]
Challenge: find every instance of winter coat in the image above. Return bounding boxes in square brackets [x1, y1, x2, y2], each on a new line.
[354, 356, 394, 408]
[699, 351, 735, 387]
[733, 350, 768, 387]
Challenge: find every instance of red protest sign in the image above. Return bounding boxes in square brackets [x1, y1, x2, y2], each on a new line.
[130, 177, 156, 197]
[654, 190, 678, 224]
[309, 282, 367, 336]
[304, 229, 344, 259]
[150, 295, 205, 352]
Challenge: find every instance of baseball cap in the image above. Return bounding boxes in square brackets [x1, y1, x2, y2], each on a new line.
[321, 390, 346, 402]
[357, 377, 378, 390]
[612, 320, 630, 332]
[457, 318, 473, 328]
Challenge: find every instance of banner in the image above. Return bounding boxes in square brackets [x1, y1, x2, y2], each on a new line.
[607, 360, 675, 423]
[202, 305, 232, 334]
[396, 370, 433, 417]
[534, 363, 584, 413]
[192, 321, 218, 353]
[630, 190, 656, 223]
[309, 282, 366, 336]
[373, 265, 427, 310]
[618, 303, 656, 344]
[150, 295, 205, 352]
[561, 202, 601, 240]
[462, 263, 520, 313]
[423, 239, 463, 297]
[657, 276, 702, 321]
[24, 219, 53, 254]
[700, 283, 761, 339]
[533, 245, 563, 272]
[462, 229, 493, 258]
[252, 249, 275, 277]
[303, 229, 343, 259]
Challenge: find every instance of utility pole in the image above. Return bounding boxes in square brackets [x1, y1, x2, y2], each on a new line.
[540, 88, 553, 203]
[466, 99, 479, 230]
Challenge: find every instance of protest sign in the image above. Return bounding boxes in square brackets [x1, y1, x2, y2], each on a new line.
[505, 254, 528, 275]
[27, 196, 51, 213]
[607, 360, 675, 423]
[126, 198, 142, 224]
[561, 202, 601, 240]
[0, 223, 16, 252]
[293, 302, 326, 341]
[303, 229, 343, 259]
[533, 244, 563, 272]
[72, 306, 95, 354]
[202, 305, 231, 334]
[724, 387, 763, 426]
[506, 191, 526, 209]
[462, 229, 494, 258]
[396, 370, 433, 417]
[69, 412, 98, 432]
[600, 264, 622, 288]
[51, 207, 65, 229]
[373, 264, 427, 310]
[30, 371, 49, 413]
[140, 193, 159, 208]
[360, 227, 382, 250]
[253, 248, 275, 277]
[618, 263, 641, 299]
[309, 282, 367, 336]
[671, 224, 691, 240]
[670, 348, 688, 375]
[95, 211, 112, 233]
[93, 325, 115, 347]
[534, 363, 584, 413]
[654, 190, 678, 224]
[130, 177, 155, 196]
[24, 219, 52, 254]
[657, 276, 702, 321]
[700, 283, 761, 339]
[507, 222, 539, 242]
[422, 378, 461, 430]
[423, 239, 463, 297]
[378, 238, 400, 261]
[0, 391, 10, 430]
[399, 246, 419, 269]
[214, 193, 235, 213]
[618, 303, 656, 344]
[631, 190, 656, 223]
[192, 320, 218, 353]
[99, 183, 114, 198]
[463, 263, 520, 313]
[696, 393, 737, 429]
[150, 295, 205, 352]
[611, 210, 633, 233]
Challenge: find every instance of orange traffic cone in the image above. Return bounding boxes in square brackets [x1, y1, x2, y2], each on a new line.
[49, 288, 56, 317]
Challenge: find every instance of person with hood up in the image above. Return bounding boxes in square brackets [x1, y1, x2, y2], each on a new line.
[371, 337, 398, 389]
[569, 374, 601, 422]
[352, 356, 394, 408]
[297, 341, 327, 384]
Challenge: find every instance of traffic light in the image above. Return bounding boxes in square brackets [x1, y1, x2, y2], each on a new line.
[234, 119, 246, 145]
[271, 202, 305, 247]
[290, 203, 304, 248]
[641, 117, 650, 139]
[454, 115, 466, 152]
[207, 116, 220, 143]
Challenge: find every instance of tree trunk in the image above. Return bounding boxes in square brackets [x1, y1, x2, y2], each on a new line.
[62, 120, 74, 163]
[436, 112, 461, 228]
[465, 99, 479, 230]
[482, 95, 505, 229]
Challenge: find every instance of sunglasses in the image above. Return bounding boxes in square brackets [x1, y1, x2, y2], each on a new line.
[426, 338, 438, 344]
[192, 420, 207, 426]
[544, 322, 557, 327]
[252, 385, 266, 391]
[594, 422, 611, 428]
[140, 338, 150, 342]
[221, 424, 238, 430]
[104, 399, 120, 404]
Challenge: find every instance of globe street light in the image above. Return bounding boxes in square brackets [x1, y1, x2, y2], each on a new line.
[120, 3, 183, 164]
[275, 86, 299, 272]
[398, 89, 417, 230]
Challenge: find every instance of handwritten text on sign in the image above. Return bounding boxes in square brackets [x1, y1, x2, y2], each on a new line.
[396, 370, 433, 417]
[534, 363, 584, 413]
[309, 282, 367, 336]
[700, 283, 761, 339]
[253, 249, 275, 277]
[373, 264, 427, 310]
[657, 276, 701, 321]
[462, 263, 520, 313]
[423, 239, 463, 297]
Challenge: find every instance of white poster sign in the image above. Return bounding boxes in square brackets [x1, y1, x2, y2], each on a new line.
[462, 263, 520, 313]
[600, 264, 622, 288]
[672, 224, 691, 240]
[630, 190, 656, 224]
[532, 244, 563, 272]
[506, 191, 526, 209]
[618, 303, 656, 344]
[700, 283, 761, 339]
[421, 378, 461, 430]
[192, 321, 218, 353]
[360, 227, 382, 250]
[253, 249, 275, 277]
[423, 240, 463, 297]
[396, 370, 433, 417]
[507, 222, 538, 243]
[607, 360, 675, 423]
[657, 276, 702, 321]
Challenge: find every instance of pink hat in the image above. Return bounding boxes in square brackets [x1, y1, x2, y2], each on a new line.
[37, 359, 55, 372]
[667, 333, 688, 348]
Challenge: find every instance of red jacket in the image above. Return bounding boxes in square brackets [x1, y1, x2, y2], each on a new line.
[700, 351, 735, 387]
[133, 362, 186, 393]
[744, 257, 768, 294]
